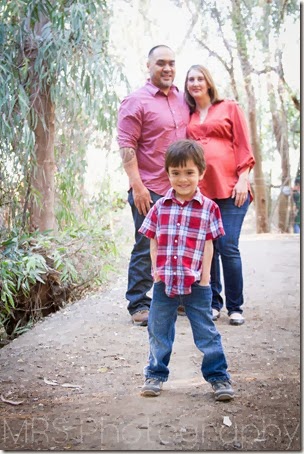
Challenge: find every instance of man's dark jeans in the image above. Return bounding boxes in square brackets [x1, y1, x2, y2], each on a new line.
[126, 189, 163, 315]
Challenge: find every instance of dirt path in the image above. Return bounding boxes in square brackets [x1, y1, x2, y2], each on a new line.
[0, 209, 301, 451]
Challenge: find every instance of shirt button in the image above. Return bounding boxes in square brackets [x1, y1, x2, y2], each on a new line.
[174, 256, 177, 260]
[177, 223, 180, 226]
[174, 239, 177, 243]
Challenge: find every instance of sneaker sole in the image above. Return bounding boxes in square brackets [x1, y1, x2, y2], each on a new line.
[229, 319, 244, 326]
[140, 389, 161, 397]
[215, 393, 234, 401]
[132, 320, 148, 326]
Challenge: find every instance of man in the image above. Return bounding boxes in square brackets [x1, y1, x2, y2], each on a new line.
[117, 45, 189, 326]
[292, 177, 300, 233]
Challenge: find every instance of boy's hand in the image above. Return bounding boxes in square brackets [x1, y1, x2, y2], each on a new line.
[153, 272, 161, 283]
[199, 279, 210, 286]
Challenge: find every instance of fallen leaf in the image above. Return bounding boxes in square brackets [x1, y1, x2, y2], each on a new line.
[61, 383, 82, 389]
[1, 395, 25, 406]
[223, 416, 232, 427]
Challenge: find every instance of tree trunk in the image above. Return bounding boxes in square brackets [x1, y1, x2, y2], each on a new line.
[262, 4, 291, 232]
[231, 0, 269, 233]
[247, 87, 269, 233]
[24, 16, 56, 232]
[267, 76, 291, 232]
[31, 86, 56, 232]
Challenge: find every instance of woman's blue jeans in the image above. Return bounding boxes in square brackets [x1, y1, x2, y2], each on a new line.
[126, 189, 163, 315]
[211, 194, 250, 315]
[144, 281, 230, 384]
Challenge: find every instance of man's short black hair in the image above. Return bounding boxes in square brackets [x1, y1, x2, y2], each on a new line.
[148, 45, 172, 58]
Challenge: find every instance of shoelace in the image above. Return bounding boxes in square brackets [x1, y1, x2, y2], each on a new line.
[146, 378, 159, 385]
[213, 381, 230, 389]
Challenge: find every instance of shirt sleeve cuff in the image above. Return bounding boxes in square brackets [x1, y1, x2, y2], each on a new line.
[206, 228, 225, 241]
[138, 228, 155, 239]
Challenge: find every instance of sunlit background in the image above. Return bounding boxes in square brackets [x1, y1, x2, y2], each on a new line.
[84, 0, 300, 207]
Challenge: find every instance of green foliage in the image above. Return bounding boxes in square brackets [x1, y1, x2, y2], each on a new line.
[0, 0, 131, 342]
[1, 234, 48, 313]
[0, 201, 122, 340]
[0, 0, 126, 232]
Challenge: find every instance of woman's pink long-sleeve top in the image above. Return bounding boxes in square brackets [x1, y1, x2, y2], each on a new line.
[186, 99, 255, 200]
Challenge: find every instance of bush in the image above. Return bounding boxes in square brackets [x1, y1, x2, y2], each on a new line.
[0, 218, 121, 344]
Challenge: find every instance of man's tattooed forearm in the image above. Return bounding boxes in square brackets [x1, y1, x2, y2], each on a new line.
[120, 147, 136, 164]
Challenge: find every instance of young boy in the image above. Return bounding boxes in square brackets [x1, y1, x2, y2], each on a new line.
[138, 139, 234, 401]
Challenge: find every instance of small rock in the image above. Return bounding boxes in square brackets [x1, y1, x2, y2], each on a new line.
[137, 424, 148, 429]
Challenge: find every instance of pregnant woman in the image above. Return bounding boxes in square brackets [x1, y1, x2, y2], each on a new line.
[185, 64, 255, 325]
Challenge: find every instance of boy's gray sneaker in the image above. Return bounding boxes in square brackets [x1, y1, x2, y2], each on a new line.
[212, 380, 234, 401]
[140, 378, 163, 397]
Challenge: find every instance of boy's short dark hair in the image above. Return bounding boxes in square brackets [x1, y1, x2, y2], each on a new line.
[165, 140, 206, 175]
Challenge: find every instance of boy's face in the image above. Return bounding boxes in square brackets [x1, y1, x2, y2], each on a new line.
[167, 159, 204, 202]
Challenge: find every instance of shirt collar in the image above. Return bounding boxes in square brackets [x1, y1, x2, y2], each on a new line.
[163, 187, 203, 205]
[145, 80, 179, 96]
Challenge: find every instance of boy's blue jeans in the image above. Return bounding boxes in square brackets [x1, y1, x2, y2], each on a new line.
[144, 281, 230, 384]
[211, 194, 250, 315]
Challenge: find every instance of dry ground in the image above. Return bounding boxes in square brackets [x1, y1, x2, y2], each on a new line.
[0, 208, 301, 451]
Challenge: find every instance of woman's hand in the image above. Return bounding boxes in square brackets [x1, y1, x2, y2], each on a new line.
[232, 170, 250, 207]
